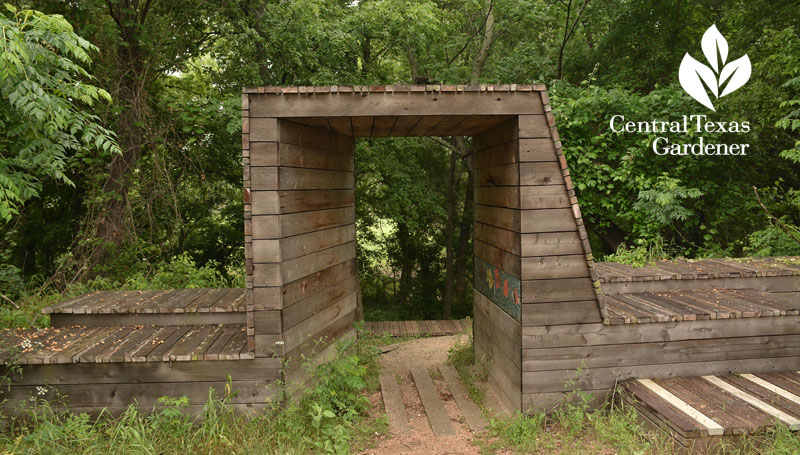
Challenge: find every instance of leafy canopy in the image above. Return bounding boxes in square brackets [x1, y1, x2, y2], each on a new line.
[0, 4, 119, 222]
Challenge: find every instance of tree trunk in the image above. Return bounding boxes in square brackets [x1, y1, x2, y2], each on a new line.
[85, 3, 150, 274]
[471, 3, 496, 84]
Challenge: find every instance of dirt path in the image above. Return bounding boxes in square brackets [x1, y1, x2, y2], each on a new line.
[361, 335, 510, 455]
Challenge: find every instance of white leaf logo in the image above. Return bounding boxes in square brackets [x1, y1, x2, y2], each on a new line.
[679, 24, 751, 111]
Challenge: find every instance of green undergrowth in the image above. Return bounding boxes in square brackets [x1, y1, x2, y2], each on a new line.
[0, 325, 386, 455]
[1, 254, 245, 330]
[446, 327, 487, 409]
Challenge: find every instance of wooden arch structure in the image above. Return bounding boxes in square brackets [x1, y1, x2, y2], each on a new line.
[1, 84, 797, 420]
[242, 84, 601, 410]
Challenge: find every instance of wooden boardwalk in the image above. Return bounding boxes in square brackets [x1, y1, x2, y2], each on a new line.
[43, 288, 246, 314]
[597, 257, 800, 283]
[363, 319, 470, 337]
[621, 372, 800, 452]
[602, 288, 800, 324]
[0, 324, 251, 365]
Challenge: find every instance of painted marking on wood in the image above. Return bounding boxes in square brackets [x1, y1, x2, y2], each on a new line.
[702, 375, 800, 430]
[636, 379, 724, 435]
[439, 365, 487, 432]
[379, 370, 410, 435]
[411, 368, 456, 435]
[740, 374, 800, 406]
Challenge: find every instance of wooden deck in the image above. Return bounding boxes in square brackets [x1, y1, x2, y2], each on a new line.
[597, 257, 800, 283]
[43, 288, 246, 314]
[0, 324, 251, 365]
[363, 319, 470, 337]
[621, 372, 800, 452]
[43, 289, 246, 327]
[603, 289, 800, 324]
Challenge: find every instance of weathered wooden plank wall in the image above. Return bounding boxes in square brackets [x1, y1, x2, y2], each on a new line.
[473, 118, 522, 412]
[0, 358, 282, 417]
[518, 93, 605, 410]
[245, 105, 359, 396]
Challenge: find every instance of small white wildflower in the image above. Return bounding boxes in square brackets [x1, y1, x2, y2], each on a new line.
[20, 339, 32, 349]
[36, 386, 48, 397]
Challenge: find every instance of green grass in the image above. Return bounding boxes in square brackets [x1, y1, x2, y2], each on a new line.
[0, 325, 388, 455]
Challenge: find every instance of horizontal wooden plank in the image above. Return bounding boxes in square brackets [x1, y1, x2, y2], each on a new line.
[474, 222, 520, 256]
[519, 138, 557, 162]
[251, 215, 280, 239]
[278, 120, 353, 153]
[475, 163, 519, 186]
[279, 167, 353, 190]
[280, 189, 354, 214]
[521, 208, 577, 233]
[521, 255, 590, 280]
[251, 167, 278, 190]
[521, 232, 584, 256]
[474, 204, 520, 232]
[51, 312, 245, 328]
[250, 93, 544, 118]
[282, 276, 358, 330]
[251, 287, 281, 310]
[250, 142, 278, 166]
[601, 276, 800, 295]
[474, 186, 519, 209]
[519, 162, 563, 186]
[474, 140, 518, 169]
[251, 191, 280, 215]
[522, 356, 800, 394]
[521, 301, 602, 326]
[3, 380, 277, 409]
[282, 241, 356, 284]
[280, 206, 355, 237]
[279, 143, 354, 171]
[252, 239, 280, 263]
[522, 334, 800, 372]
[253, 310, 281, 335]
[281, 259, 357, 308]
[521, 316, 800, 349]
[475, 240, 521, 278]
[521, 278, 596, 303]
[250, 118, 278, 141]
[518, 115, 550, 138]
[5, 358, 281, 385]
[474, 118, 519, 149]
[252, 263, 281, 287]
[280, 224, 355, 261]
[520, 185, 570, 209]
[282, 292, 358, 353]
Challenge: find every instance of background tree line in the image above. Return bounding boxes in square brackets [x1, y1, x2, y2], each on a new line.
[1, 0, 799, 322]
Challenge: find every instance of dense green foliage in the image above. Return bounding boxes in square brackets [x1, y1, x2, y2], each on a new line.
[0, 0, 798, 317]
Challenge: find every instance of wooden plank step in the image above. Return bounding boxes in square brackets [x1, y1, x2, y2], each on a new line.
[439, 365, 487, 432]
[379, 370, 410, 435]
[0, 324, 247, 365]
[603, 289, 800, 325]
[42, 289, 247, 315]
[622, 372, 800, 452]
[363, 319, 470, 337]
[411, 368, 455, 435]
